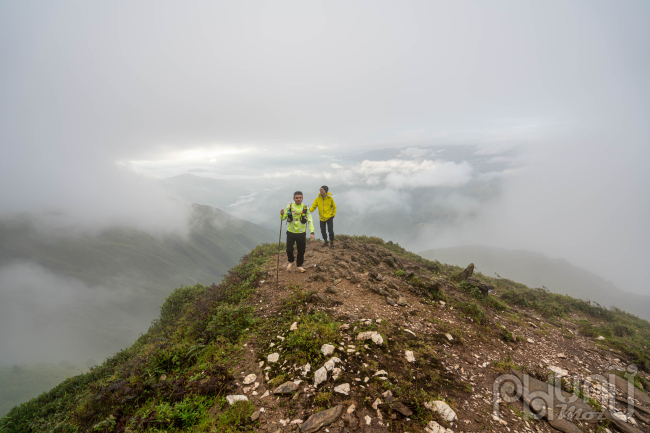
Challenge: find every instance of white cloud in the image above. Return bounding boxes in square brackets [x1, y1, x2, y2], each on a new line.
[397, 147, 432, 159]
[330, 163, 343, 169]
[474, 143, 517, 155]
[385, 161, 473, 189]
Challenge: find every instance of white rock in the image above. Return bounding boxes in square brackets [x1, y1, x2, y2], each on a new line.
[324, 357, 341, 371]
[290, 419, 303, 424]
[321, 344, 335, 356]
[425, 401, 457, 422]
[226, 395, 248, 405]
[356, 331, 384, 345]
[261, 390, 270, 398]
[374, 370, 388, 376]
[259, 361, 264, 368]
[268, 353, 280, 363]
[277, 336, 285, 341]
[382, 390, 393, 398]
[439, 301, 446, 307]
[526, 338, 534, 344]
[301, 363, 311, 376]
[347, 404, 356, 414]
[253, 382, 259, 390]
[557, 353, 567, 359]
[549, 366, 568, 377]
[372, 398, 382, 410]
[332, 367, 342, 380]
[445, 333, 454, 341]
[290, 322, 298, 331]
[339, 324, 351, 330]
[334, 383, 350, 395]
[314, 366, 327, 387]
[611, 411, 627, 422]
[243, 374, 256, 385]
[597, 335, 606, 340]
[365, 415, 372, 425]
[405, 350, 416, 363]
[425, 421, 448, 433]
[404, 329, 416, 336]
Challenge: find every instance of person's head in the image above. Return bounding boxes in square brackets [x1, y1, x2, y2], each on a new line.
[320, 185, 329, 197]
[293, 191, 303, 205]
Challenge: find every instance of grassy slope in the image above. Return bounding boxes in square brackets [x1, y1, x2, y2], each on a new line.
[0, 204, 276, 417]
[1, 236, 648, 432]
[420, 245, 650, 321]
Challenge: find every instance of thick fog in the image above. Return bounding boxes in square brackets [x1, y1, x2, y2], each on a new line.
[1, 0, 649, 366]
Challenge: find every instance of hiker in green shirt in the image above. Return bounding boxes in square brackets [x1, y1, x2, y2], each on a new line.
[280, 191, 315, 272]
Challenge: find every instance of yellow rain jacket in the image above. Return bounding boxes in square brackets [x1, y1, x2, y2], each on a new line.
[310, 192, 337, 221]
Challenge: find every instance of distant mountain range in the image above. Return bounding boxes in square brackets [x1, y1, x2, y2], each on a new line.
[419, 245, 650, 321]
[0, 204, 276, 366]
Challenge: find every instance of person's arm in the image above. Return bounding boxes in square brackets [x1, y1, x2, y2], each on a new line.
[280, 204, 289, 220]
[307, 208, 315, 240]
[331, 197, 337, 217]
[309, 197, 319, 213]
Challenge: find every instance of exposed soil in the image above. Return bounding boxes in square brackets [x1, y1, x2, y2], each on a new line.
[225, 239, 650, 433]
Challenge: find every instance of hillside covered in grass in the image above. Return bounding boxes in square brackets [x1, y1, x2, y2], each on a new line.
[2, 236, 649, 433]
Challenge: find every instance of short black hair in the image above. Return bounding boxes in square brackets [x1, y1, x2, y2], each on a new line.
[293, 191, 303, 197]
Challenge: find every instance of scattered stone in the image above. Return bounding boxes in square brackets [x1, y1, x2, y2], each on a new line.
[243, 374, 257, 385]
[301, 405, 343, 433]
[372, 398, 382, 410]
[334, 383, 350, 395]
[597, 335, 606, 340]
[261, 390, 269, 398]
[268, 353, 279, 363]
[274, 381, 299, 394]
[301, 363, 311, 376]
[307, 293, 343, 307]
[405, 350, 416, 363]
[324, 357, 341, 371]
[390, 401, 413, 417]
[440, 301, 446, 307]
[251, 410, 261, 422]
[396, 296, 409, 307]
[347, 404, 356, 414]
[321, 344, 335, 356]
[457, 263, 474, 281]
[226, 395, 248, 405]
[557, 353, 567, 359]
[339, 324, 350, 330]
[357, 331, 384, 345]
[526, 338, 534, 343]
[549, 365, 569, 377]
[364, 415, 372, 425]
[259, 361, 264, 368]
[290, 322, 298, 331]
[425, 420, 449, 433]
[385, 296, 397, 306]
[325, 286, 339, 294]
[425, 401, 457, 422]
[332, 367, 342, 380]
[382, 390, 393, 398]
[403, 329, 416, 337]
[445, 333, 454, 341]
[314, 367, 327, 387]
[334, 279, 342, 285]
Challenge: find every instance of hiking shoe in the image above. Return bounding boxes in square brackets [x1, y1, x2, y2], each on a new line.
[329, 241, 335, 247]
[286, 262, 294, 271]
[322, 241, 329, 247]
[297, 267, 306, 273]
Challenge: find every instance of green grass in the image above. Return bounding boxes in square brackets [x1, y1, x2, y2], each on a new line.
[0, 243, 278, 433]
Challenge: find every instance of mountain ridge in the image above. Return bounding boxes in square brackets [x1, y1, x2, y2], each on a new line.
[2, 235, 649, 433]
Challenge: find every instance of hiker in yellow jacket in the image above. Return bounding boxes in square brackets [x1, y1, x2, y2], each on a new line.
[280, 191, 315, 272]
[310, 185, 337, 247]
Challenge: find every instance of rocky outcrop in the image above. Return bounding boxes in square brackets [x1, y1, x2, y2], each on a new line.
[301, 405, 343, 433]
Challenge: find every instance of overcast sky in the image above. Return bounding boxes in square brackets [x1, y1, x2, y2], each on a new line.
[1, 1, 649, 294]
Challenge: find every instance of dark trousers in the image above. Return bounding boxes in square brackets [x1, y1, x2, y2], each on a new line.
[319, 218, 334, 241]
[286, 231, 306, 266]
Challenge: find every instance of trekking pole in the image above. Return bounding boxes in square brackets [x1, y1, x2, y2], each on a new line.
[276, 216, 283, 287]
